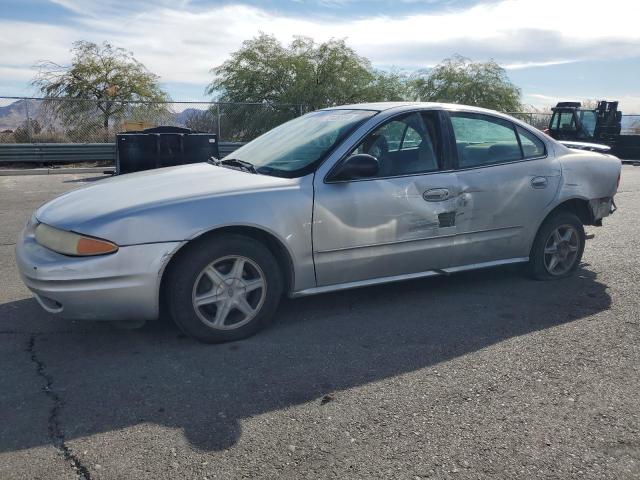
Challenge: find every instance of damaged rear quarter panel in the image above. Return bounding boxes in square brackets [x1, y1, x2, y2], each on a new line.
[554, 147, 622, 221]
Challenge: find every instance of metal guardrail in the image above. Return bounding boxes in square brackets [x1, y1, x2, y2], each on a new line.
[218, 142, 244, 158]
[0, 142, 244, 164]
[0, 143, 115, 163]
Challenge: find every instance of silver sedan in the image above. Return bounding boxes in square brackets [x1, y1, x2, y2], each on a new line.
[16, 103, 621, 342]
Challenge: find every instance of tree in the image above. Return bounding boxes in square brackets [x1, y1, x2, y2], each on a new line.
[208, 34, 406, 110]
[580, 99, 599, 109]
[12, 119, 42, 143]
[184, 109, 217, 134]
[409, 55, 521, 112]
[33, 41, 169, 132]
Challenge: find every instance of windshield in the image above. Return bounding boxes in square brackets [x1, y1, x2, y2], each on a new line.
[224, 109, 377, 177]
[578, 110, 597, 137]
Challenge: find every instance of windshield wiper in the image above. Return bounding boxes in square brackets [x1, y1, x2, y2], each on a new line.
[220, 158, 258, 174]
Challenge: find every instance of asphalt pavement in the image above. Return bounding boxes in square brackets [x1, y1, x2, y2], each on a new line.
[0, 168, 638, 479]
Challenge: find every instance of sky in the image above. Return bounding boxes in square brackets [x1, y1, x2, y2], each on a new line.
[1, 0, 639, 111]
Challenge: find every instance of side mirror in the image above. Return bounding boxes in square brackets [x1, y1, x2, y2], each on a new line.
[329, 154, 379, 181]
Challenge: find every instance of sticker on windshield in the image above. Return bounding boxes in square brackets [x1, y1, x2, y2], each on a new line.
[325, 114, 358, 122]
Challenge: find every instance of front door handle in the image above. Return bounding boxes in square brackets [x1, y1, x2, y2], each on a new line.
[531, 176, 548, 189]
[423, 188, 450, 202]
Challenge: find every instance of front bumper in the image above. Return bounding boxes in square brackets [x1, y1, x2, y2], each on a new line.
[15, 226, 181, 321]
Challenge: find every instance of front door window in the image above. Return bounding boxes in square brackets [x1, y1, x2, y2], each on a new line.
[347, 112, 442, 178]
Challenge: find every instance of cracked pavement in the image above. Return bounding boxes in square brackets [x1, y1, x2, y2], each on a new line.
[0, 169, 639, 479]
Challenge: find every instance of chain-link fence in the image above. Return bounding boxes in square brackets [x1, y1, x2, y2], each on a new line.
[2, 97, 639, 144]
[0, 97, 306, 144]
[508, 112, 553, 130]
[510, 111, 640, 134]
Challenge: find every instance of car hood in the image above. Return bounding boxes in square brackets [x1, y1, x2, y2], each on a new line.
[36, 163, 297, 234]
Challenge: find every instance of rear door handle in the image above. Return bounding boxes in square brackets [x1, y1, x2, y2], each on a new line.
[531, 176, 548, 189]
[423, 188, 450, 202]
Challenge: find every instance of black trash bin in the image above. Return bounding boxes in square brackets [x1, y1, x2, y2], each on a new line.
[116, 126, 219, 174]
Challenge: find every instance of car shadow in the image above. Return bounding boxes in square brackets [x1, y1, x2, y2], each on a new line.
[0, 264, 611, 453]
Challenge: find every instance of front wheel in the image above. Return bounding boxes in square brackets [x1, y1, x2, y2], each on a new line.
[527, 211, 585, 280]
[166, 234, 283, 343]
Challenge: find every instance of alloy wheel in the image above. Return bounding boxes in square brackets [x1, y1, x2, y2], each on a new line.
[191, 255, 267, 330]
[543, 224, 581, 276]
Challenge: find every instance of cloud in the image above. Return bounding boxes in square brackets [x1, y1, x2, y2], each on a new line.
[48, 0, 191, 17]
[0, 0, 638, 96]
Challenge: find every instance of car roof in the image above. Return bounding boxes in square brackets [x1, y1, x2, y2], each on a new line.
[322, 102, 422, 111]
[321, 101, 505, 116]
[321, 101, 558, 147]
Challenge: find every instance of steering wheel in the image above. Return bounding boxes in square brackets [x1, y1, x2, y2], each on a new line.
[363, 134, 389, 174]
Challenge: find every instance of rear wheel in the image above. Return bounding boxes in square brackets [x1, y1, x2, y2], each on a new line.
[528, 211, 585, 280]
[166, 234, 283, 343]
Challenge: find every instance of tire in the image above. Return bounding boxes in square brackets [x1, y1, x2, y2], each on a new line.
[166, 233, 283, 343]
[527, 211, 585, 280]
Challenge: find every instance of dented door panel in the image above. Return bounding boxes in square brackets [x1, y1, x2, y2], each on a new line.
[313, 173, 458, 286]
[453, 158, 562, 266]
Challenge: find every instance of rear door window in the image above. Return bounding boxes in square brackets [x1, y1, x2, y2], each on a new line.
[449, 113, 522, 168]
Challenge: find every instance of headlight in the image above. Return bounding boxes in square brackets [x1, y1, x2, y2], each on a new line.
[35, 223, 118, 256]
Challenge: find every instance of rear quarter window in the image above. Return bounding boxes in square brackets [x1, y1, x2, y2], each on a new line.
[516, 126, 546, 158]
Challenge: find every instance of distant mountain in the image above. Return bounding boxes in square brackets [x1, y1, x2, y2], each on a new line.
[0, 100, 40, 131]
[175, 107, 209, 126]
[0, 100, 214, 132]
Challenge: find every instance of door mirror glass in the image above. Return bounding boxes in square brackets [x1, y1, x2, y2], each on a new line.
[329, 154, 379, 181]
